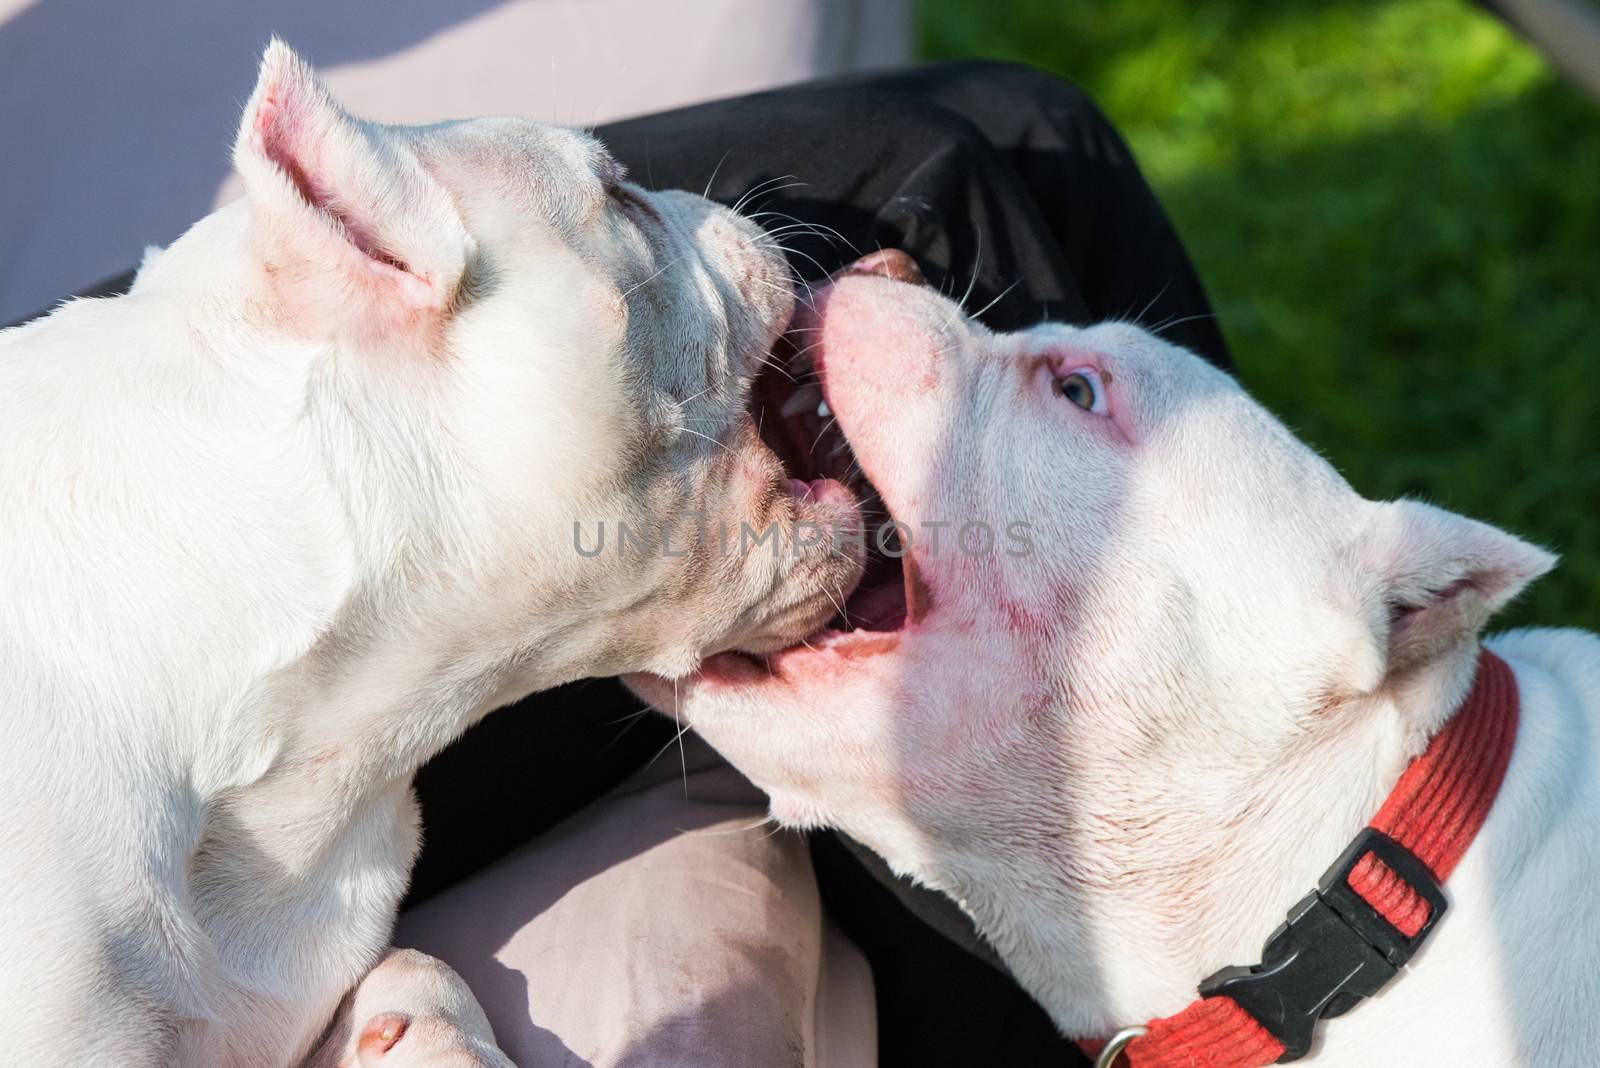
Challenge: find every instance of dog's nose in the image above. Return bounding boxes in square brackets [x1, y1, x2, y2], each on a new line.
[845, 249, 925, 286]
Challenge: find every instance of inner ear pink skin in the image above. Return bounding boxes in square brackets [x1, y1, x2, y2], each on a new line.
[254, 86, 372, 251]
[252, 80, 438, 310]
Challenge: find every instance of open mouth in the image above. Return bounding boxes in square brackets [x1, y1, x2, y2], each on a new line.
[748, 251, 930, 648]
[754, 331, 906, 638]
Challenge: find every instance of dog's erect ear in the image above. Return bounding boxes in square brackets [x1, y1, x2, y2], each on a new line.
[233, 39, 470, 334]
[1355, 499, 1554, 676]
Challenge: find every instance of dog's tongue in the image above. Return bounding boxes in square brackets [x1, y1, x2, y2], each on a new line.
[784, 476, 852, 508]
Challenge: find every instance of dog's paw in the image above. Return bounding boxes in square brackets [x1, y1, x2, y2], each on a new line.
[348, 1008, 509, 1067]
[323, 949, 514, 1068]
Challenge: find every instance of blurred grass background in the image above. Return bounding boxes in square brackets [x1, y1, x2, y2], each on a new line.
[921, 0, 1599, 633]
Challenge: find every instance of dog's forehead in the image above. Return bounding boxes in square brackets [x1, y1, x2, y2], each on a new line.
[410, 116, 606, 221]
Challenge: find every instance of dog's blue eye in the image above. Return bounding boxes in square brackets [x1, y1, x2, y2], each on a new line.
[1057, 371, 1099, 411]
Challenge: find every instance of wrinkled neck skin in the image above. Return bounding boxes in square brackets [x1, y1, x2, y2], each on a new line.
[3, 202, 647, 840]
[873, 614, 1482, 1041]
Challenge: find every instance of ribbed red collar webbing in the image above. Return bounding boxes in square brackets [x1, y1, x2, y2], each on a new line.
[1085, 647, 1520, 1067]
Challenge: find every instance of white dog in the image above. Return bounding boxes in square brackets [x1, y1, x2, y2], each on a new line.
[0, 41, 864, 1066]
[634, 250, 1600, 1065]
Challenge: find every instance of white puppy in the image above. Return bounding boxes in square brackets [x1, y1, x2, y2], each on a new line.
[0, 41, 863, 1067]
[635, 250, 1600, 1065]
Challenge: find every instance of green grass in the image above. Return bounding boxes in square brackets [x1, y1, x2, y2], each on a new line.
[922, 0, 1600, 634]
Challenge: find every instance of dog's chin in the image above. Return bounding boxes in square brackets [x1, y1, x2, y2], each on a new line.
[726, 603, 842, 657]
[716, 464, 866, 657]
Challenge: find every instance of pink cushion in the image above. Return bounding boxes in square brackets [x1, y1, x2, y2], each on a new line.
[395, 734, 876, 1066]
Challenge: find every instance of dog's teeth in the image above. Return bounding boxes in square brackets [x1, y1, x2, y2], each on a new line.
[780, 385, 821, 418]
[817, 400, 831, 417]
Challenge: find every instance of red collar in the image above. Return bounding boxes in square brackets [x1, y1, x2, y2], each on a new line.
[1085, 647, 1520, 1067]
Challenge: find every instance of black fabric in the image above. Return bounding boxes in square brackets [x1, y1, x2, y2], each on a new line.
[18, 61, 1230, 1067]
[599, 60, 1230, 365]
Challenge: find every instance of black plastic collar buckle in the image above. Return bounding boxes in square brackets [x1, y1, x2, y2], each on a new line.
[1197, 828, 1448, 1062]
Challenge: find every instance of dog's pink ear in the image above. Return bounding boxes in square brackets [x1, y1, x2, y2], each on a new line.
[1357, 499, 1554, 673]
[233, 39, 469, 335]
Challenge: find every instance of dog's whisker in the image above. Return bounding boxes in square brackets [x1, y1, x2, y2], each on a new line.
[676, 381, 719, 408]
[604, 706, 653, 728]
[620, 255, 684, 300]
[701, 148, 735, 200]
[756, 354, 801, 384]
[751, 355, 799, 385]
[673, 677, 688, 798]
[754, 274, 818, 317]
[1148, 311, 1217, 337]
[809, 416, 837, 457]
[732, 174, 803, 215]
[1130, 276, 1174, 329]
[821, 581, 850, 630]
[676, 425, 739, 460]
[769, 215, 858, 254]
[600, 704, 658, 752]
[958, 242, 983, 314]
[774, 245, 834, 285]
[684, 815, 780, 838]
[784, 341, 826, 367]
[969, 277, 1024, 323]
[742, 182, 811, 217]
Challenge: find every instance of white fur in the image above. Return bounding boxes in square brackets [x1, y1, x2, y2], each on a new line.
[0, 41, 862, 1066]
[636, 270, 1596, 1064]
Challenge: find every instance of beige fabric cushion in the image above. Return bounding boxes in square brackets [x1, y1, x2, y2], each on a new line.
[394, 734, 876, 1067]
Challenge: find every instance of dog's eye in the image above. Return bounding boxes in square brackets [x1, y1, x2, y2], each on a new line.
[598, 156, 634, 210]
[607, 182, 632, 207]
[1056, 368, 1107, 413]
